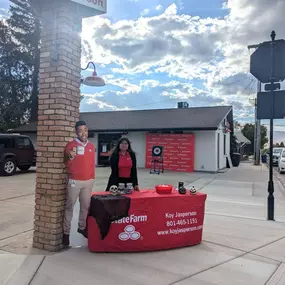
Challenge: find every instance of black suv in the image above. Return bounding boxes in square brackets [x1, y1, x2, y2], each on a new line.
[0, 134, 36, 176]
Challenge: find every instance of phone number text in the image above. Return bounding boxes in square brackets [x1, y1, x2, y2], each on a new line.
[166, 218, 198, 227]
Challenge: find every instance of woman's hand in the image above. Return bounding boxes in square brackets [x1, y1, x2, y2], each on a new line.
[134, 185, 139, 191]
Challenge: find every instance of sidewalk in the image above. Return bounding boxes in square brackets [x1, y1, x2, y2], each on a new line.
[2, 164, 285, 285]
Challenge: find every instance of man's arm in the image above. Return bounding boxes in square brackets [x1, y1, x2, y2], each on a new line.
[64, 142, 76, 167]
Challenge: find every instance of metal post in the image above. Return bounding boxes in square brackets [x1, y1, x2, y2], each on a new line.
[267, 31, 276, 221]
[254, 98, 257, 164]
[256, 81, 262, 165]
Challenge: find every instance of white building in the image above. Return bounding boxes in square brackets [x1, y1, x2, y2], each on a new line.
[12, 105, 233, 173]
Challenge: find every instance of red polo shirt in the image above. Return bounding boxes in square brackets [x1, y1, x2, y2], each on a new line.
[65, 139, 95, 181]
[118, 151, 133, 178]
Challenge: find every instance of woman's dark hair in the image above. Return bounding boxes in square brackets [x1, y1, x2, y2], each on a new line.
[110, 137, 135, 158]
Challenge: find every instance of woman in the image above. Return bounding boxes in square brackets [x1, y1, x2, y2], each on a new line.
[106, 137, 139, 191]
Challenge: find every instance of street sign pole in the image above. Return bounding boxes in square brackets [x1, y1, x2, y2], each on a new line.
[256, 81, 261, 165]
[250, 31, 285, 221]
[268, 31, 276, 221]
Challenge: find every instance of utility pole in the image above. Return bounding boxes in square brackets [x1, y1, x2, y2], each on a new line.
[248, 44, 262, 166]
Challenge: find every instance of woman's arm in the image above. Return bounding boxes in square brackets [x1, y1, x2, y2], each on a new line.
[105, 154, 119, 191]
[131, 153, 139, 190]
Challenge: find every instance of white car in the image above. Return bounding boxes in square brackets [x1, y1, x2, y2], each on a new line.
[278, 149, 285, 174]
[268, 148, 284, 166]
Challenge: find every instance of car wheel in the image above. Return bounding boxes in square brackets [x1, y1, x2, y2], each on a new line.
[18, 165, 31, 171]
[2, 159, 16, 176]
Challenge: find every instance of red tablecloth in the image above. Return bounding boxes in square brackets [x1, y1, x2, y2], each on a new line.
[88, 190, 207, 252]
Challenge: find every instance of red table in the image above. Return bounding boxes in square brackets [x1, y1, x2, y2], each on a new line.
[88, 190, 207, 252]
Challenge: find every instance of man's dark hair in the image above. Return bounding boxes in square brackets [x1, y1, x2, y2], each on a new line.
[75, 121, 87, 129]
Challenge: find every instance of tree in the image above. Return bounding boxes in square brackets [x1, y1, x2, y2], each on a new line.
[0, 0, 40, 132]
[241, 123, 268, 155]
[7, 0, 41, 122]
[0, 20, 31, 132]
[280, 142, 284, 147]
[234, 120, 242, 130]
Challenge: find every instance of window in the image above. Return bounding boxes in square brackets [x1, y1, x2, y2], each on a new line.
[16, 137, 32, 148]
[0, 138, 13, 149]
[223, 134, 227, 155]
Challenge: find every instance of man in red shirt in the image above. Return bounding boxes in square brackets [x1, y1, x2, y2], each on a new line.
[62, 121, 95, 246]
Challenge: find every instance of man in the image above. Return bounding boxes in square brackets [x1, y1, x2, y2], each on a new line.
[62, 120, 95, 246]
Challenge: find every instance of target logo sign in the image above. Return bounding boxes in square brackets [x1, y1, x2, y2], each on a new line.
[118, 225, 140, 241]
[152, 146, 163, 157]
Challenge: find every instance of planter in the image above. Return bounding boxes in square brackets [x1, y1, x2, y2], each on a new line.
[231, 153, 241, 167]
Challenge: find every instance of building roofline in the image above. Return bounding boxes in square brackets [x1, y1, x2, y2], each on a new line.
[81, 105, 232, 115]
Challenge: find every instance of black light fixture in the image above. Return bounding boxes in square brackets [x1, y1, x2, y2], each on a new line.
[81, 62, 105, 87]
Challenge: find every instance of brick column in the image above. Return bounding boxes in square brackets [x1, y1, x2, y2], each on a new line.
[33, 0, 82, 251]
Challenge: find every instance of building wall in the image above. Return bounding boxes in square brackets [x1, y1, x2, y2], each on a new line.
[88, 133, 98, 166]
[88, 131, 146, 168]
[145, 133, 194, 172]
[20, 128, 230, 172]
[130, 130, 219, 172]
[190, 130, 217, 172]
[216, 124, 230, 170]
[122, 132, 146, 168]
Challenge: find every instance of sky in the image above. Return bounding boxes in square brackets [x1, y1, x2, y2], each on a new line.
[1, 0, 285, 137]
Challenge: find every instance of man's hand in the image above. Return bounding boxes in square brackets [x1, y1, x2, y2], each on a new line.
[69, 147, 76, 160]
[134, 185, 140, 191]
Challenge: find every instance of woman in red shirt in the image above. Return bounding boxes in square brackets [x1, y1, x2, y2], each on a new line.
[106, 137, 139, 191]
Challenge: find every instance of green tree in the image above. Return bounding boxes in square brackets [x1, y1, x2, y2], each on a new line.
[0, 0, 40, 132]
[0, 20, 31, 132]
[234, 120, 242, 130]
[241, 123, 268, 155]
[7, 0, 41, 122]
[280, 142, 285, 147]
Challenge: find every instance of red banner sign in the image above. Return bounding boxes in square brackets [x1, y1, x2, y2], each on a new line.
[145, 133, 195, 172]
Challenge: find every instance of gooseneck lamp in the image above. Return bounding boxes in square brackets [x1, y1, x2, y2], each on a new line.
[81, 62, 105, 87]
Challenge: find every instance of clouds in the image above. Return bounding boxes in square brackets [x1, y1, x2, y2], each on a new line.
[83, 4, 228, 78]
[0, 7, 9, 19]
[79, 0, 285, 122]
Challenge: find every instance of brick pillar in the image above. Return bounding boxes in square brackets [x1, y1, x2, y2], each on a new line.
[33, 0, 82, 251]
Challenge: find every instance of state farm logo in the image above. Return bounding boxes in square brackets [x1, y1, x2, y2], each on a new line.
[113, 214, 147, 224]
[119, 225, 140, 241]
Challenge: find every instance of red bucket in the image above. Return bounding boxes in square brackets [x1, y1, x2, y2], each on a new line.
[155, 184, 173, 194]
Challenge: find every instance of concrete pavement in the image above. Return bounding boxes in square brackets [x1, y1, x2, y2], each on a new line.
[2, 164, 285, 284]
